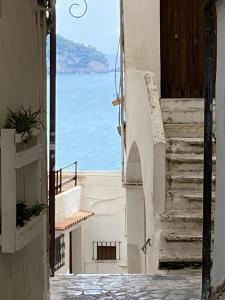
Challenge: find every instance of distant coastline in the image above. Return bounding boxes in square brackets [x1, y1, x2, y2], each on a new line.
[47, 35, 117, 74]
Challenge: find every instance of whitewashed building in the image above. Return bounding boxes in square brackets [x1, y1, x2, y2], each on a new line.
[54, 172, 127, 275]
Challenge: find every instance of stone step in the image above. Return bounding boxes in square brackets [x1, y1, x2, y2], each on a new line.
[164, 123, 204, 138]
[166, 191, 216, 211]
[160, 232, 202, 262]
[161, 98, 215, 125]
[161, 98, 205, 111]
[166, 154, 216, 173]
[161, 212, 203, 231]
[163, 230, 202, 242]
[162, 110, 204, 124]
[161, 99, 204, 125]
[159, 255, 202, 269]
[166, 172, 216, 191]
[166, 137, 204, 154]
[158, 230, 214, 269]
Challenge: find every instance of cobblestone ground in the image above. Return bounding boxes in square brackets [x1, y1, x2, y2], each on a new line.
[50, 273, 201, 299]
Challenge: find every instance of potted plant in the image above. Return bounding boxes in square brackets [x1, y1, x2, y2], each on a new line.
[4, 106, 44, 142]
[16, 201, 47, 227]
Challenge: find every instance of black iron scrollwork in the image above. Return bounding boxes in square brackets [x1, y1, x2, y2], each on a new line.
[69, 0, 88, 18]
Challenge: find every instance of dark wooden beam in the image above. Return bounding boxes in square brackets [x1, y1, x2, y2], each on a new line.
[49, 0, 56, 277]
[202, 1, 216, 299]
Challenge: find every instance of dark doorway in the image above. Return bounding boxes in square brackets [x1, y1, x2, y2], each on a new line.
[161, 0, 205, 98]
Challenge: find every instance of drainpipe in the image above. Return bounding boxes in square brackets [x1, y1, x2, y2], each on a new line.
[202, 1, 216, 299]
[49, 0, 56, 277]
[120, 0, 125, 184]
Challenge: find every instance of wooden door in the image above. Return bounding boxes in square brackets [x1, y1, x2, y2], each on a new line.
[161, 0, 205, 98]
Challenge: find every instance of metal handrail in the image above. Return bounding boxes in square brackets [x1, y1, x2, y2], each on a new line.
[55, 161, 78, 195]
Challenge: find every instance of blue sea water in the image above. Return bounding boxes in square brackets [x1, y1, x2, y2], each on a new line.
[56, 73, 121, 171]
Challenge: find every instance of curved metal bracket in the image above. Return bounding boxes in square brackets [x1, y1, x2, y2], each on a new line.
[69, 0, 88, 19]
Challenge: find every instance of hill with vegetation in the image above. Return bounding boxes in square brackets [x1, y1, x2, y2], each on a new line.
[47, 35, 110, 74]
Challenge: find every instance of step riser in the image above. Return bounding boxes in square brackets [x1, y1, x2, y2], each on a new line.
[162, 110, 204, 124]
[166, 142, 204, 154]
[161, 99, 205, 111]
[161, 219, 203, 231]
[160, 244, 202, 256]
[164, 125, 204, 138]
[166, 200, 203, 211]
[162, 111, 216, 125]
[166, 197, 215, 212]
[167, 179, 216, 191]
[167, 161, 216, 173]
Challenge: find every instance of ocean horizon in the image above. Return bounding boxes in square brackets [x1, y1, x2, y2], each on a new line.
[55, 72, 121, 172]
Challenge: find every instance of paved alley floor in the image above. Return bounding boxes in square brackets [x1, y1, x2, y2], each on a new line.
[50, 273, 201, 299]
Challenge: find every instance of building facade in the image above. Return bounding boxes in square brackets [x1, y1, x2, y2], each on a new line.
[123, 0, 216, 277]
[55, 172, 127, 275]
[0, 1, 49, 299]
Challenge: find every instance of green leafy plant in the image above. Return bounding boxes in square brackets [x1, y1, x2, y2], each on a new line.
[16, 202, 47, 227]
[4, 106, 44, 142]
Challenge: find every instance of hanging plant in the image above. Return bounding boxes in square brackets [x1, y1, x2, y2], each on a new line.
[4, 106, 44, 142]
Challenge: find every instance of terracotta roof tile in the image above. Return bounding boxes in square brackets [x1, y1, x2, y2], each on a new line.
[55, 210, 94, 231]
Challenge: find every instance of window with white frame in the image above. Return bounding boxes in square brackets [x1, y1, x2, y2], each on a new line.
[92, 241, 121, 261]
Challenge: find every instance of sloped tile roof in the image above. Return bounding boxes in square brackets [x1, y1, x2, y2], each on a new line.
[55, 210, 94, 231]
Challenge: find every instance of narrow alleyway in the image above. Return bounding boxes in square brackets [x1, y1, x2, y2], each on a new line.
[51, 273, 201, 299]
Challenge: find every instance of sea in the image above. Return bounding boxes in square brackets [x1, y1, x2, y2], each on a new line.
[55, 72, 121, 172]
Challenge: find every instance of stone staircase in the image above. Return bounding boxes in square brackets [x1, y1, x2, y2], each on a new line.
[159, 99, 216, 269]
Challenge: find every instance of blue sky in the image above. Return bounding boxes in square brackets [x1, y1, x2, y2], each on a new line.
[56, 0, 120, 54]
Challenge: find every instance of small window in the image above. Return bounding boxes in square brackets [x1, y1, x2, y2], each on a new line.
[55, 234, 65, 271]
[97, 245, 116, 260]
[92, 241, 121, 260]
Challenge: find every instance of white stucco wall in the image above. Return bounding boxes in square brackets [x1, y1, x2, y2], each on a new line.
[55, 186, 82, 275]
[55, 225, 82, 275]
[0, 1, 48, 299]
[127, 187, 146, 274]
[55, 173, 127, 275]
[123, 0, 161, 88]
[125, 70, 165, 273]
[212, 0, 225, 290]
[123, 0, 165, 274]
[55, 186, 81, 222]
[80, 172, 127, 274]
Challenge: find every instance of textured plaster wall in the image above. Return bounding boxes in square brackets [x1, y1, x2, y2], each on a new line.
[125, 70, 159, 273]
[0, 1, 48, 299]
[123, 0, 164, 273]
[127, 187, 145, 274]
[55, 187, 82, 275]
[79, 172, 127, 274]
[123, 0, 161, 89]
[55, 186, 81, 222]
[212, 0, 225, 292]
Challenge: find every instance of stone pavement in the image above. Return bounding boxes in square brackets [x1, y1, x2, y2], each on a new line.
[50, 273, 201, 299]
